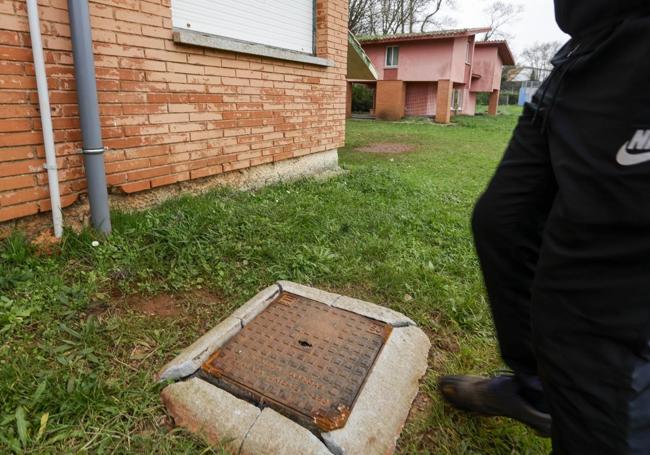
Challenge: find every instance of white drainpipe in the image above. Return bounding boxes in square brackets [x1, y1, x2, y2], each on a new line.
[26, 0, 63, 238]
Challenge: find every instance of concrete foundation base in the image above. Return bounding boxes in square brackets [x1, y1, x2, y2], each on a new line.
[1, 150, 341, 240]
[111, 149, 342, 212]
[159, 282, 431, 455]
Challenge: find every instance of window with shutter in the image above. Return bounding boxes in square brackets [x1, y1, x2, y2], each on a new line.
[172, 0, 315, 54]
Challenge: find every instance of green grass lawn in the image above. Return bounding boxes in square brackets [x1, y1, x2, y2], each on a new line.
[0, 106, 550, 454]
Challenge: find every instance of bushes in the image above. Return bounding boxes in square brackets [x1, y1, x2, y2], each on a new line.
[351, 84, 374, 112]
[476, 91, 519, 107]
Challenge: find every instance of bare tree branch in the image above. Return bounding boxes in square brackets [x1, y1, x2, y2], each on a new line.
[349, 0, 373, 33]
[419, 0, 443, 32]
[482, 1, 523, 41]
[520, 41, 562, 80]
[349, 0, 455, 35]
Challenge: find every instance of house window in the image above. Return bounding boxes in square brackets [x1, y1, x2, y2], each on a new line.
[385, 46, 399, 67]
[172, 0, 315, 54]
[466, 39, 472, 64]
[452, 89, 464, 112]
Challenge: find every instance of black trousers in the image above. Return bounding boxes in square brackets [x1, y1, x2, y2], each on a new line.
[473, 13, 650, 454]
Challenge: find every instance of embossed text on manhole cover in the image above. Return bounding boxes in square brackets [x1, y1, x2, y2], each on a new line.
[200, 291, 392, 432]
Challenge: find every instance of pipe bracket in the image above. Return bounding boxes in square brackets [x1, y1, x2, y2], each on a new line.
[82, 147, 105, 155]
[43, 163, 58, 171]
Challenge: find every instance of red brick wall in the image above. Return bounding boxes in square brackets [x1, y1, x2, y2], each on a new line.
[375, 80, 405, 121]
[435, 79, 452, 124]
[488, 89, 499, 116]
[0, 0, 348, 223]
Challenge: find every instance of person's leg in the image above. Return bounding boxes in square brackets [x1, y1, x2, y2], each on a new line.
[439, 98, 557, 434]
[531, 13, 650, 454]
[532, 224, 650, 454]
[472, 104, 556, 386]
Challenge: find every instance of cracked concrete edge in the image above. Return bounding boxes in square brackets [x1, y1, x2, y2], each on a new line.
[321, 325, 431, 455]
[163, 379, 333, 455]
[161, 377, 261, 452]
[277, 281, 341, 306]
[331, 294, 416, 327]
[241, 408, 333, 455]
[237, 410, 262, 455]
[156, 316, 241, 382]
[231, 284, 281, 326]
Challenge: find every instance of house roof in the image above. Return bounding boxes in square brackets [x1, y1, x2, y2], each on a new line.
[356, 27, 491, 45]
[475, 40, 516, 66]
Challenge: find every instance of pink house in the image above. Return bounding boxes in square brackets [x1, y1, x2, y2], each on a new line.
[349, 29, 515, 123]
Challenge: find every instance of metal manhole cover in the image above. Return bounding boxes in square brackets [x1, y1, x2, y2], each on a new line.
[200, 291, 392, 432]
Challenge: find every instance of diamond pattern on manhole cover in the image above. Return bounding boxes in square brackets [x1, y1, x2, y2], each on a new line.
[200, 291, 392, 432]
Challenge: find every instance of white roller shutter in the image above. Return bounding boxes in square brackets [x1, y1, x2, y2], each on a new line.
[172, 0, 315, 54]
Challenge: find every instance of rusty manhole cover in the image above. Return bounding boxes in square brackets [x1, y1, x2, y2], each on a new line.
[200, 291, 392, 432]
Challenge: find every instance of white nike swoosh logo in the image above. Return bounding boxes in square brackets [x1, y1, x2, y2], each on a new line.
[616, 142, 650, 166]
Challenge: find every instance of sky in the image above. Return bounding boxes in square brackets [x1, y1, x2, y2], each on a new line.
[446, 0, 570, 56]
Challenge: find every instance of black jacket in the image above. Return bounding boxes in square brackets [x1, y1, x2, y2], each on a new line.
[554, 0, 649, 37]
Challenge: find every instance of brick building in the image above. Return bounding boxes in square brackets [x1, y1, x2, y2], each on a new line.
[0, 0, 351, 232]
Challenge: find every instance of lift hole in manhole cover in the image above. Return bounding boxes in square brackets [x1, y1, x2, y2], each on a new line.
[200, 291, 392, 432]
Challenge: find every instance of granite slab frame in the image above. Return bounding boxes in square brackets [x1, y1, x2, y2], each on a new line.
[158, 282, 430, 454]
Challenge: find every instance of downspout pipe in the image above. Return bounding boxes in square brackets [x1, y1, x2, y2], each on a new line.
[67, 0, 111, 234]
[26, 0, 63, 238]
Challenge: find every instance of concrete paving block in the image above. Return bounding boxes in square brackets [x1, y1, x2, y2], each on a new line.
[321, 326, 431, 455]
[332, 294, 415, 327]
[241, 408, 333, 455]
[231, 284, 281, 326]
[277, 280, 341, 306]
[157, 316, 241, 381]
[161, 377, 260, 451]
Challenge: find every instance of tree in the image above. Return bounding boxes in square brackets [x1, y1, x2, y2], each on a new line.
[348, 0, 455, 35]
[520, 41, 562, 80]
[481, 1, 523, 41]
[349, 0, 374, 33]
[418, 0, 456, 32]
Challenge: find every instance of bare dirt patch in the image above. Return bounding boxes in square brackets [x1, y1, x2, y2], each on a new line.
[116, 290, 227, 324]
[32, 230, 62, 256]
[130, 294, 182, 318]
[355, 142, 415, 154]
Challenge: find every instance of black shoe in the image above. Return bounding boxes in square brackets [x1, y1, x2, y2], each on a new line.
[438, 375, 551, 437]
